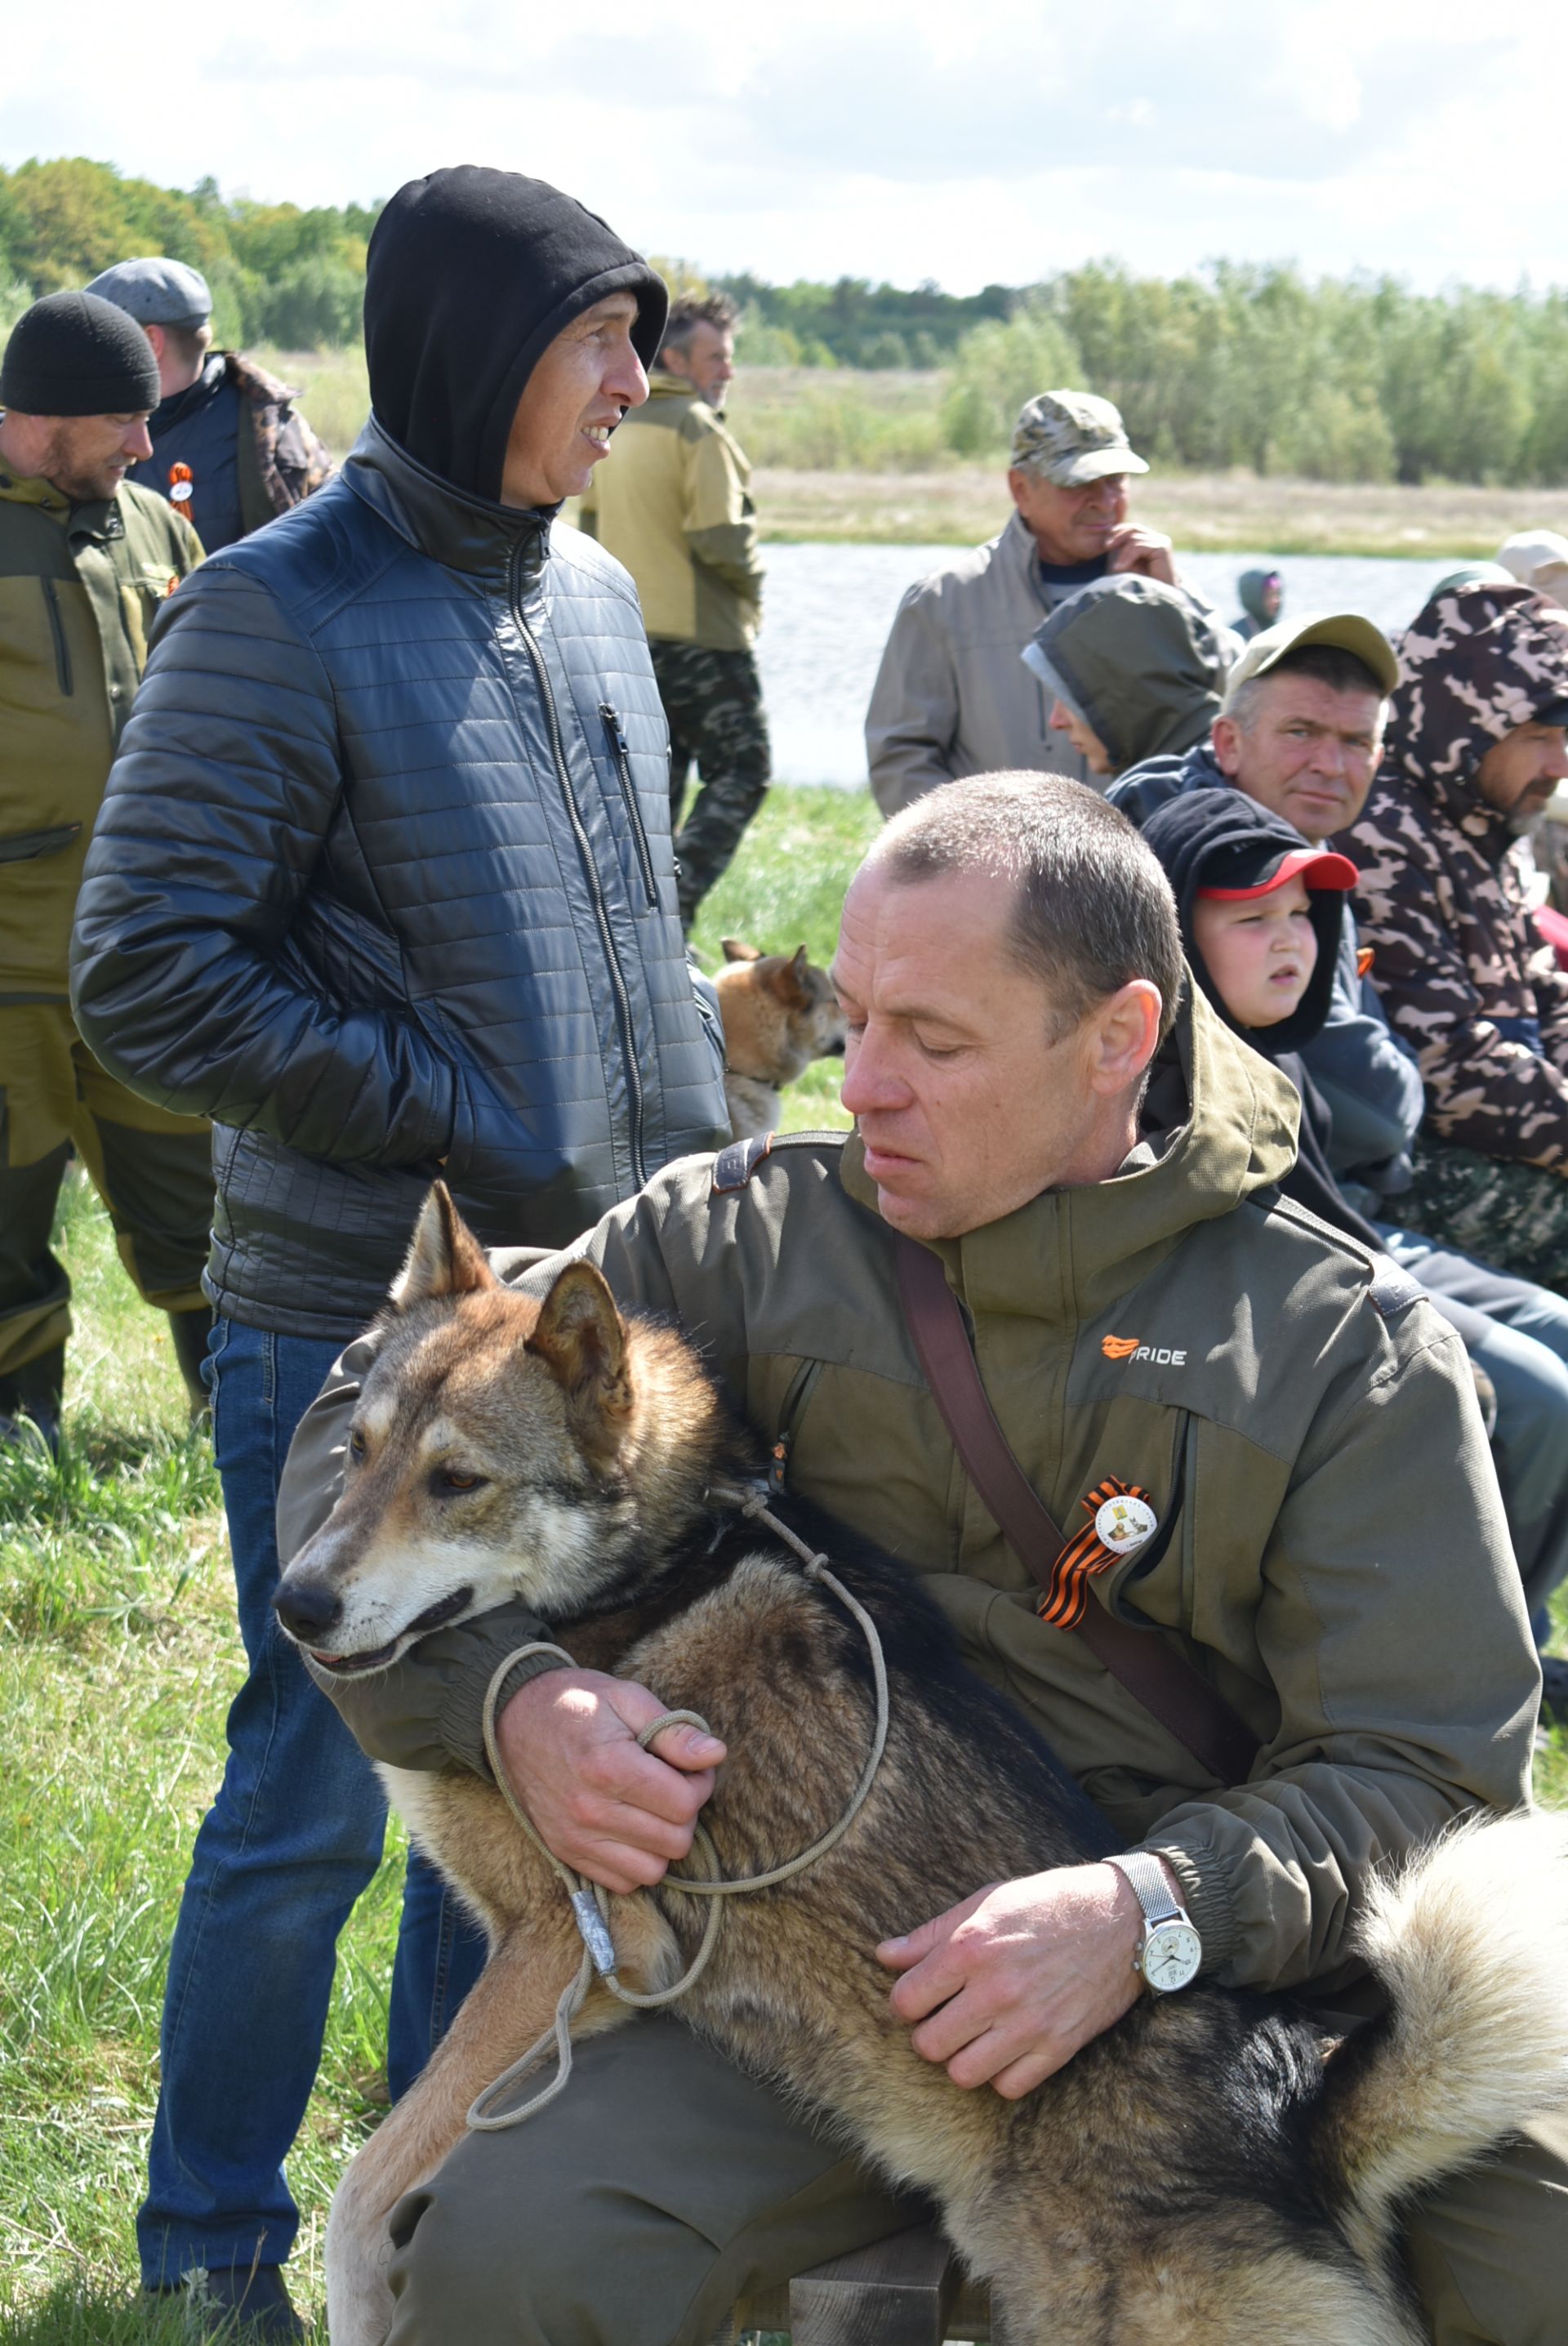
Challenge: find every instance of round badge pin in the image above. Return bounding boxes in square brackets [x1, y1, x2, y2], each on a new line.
[1094, 1493, 1157, 1554]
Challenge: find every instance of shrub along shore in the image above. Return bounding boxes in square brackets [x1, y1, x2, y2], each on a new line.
[261, 348, 1568, 560]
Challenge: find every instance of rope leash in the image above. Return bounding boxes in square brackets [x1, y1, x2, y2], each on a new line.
[468, 1487, 889, 2131]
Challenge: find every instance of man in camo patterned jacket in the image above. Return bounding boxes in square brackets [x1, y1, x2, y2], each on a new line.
[1339, 582, 1568, 1290]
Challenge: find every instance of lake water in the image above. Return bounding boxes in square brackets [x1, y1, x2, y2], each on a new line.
[755, 542, 1463, 788]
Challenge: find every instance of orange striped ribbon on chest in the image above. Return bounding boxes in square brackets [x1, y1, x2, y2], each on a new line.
[1036, 1477, 1154, 1630]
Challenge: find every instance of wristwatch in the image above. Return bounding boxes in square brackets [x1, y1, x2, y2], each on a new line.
[1106, 1852, 1202, 1992]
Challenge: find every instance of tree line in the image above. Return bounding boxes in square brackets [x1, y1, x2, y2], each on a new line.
[0, 158, 371, 350]
[4, 157, 1567, 486]
[934, 265, 1568, 488]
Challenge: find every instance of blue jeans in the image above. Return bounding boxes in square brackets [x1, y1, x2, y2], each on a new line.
[139, 1318, 488, 2286]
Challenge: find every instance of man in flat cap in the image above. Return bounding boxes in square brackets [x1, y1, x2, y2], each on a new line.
[0, 291, 210, 1448]
[865, 389, 1222, 811]
[87, 257, 332, 553]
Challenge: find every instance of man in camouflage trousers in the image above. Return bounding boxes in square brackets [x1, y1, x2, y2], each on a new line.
[1341, 582, 1568, 1291]
[579, 292, 768, 927]
[0, 292, 210, 1447]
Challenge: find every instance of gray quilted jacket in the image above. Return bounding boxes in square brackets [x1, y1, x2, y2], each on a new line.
[70, 417, 728, 1339]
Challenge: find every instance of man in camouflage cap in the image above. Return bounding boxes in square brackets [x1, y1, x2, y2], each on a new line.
[1342, 582, 1568, 1294]
[866, 389, 1221, 812]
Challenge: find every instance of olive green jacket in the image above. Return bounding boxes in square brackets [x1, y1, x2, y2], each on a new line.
[578, 375, 762, 650]
[278, 989, 1537, 1999]
[0, 468, 202, 996]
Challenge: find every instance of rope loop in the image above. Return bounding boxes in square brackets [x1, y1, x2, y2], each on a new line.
[466, 1493, 889, 2131]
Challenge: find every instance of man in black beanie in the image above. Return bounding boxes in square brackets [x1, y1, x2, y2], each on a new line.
[0, 292, 211, 1452]
[69, 169, 728, 2335]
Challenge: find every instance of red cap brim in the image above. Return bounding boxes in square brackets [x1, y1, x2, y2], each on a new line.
[1199, 847, 1358, 902]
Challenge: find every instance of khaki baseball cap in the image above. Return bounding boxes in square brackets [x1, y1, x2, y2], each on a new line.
[1010, 390, 1148, 487]
[1221, 612, 1401, 709]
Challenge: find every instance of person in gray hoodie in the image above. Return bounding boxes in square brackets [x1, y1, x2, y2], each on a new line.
[1021, 572, 1229, 783]
[1232, 565, 1282, 640]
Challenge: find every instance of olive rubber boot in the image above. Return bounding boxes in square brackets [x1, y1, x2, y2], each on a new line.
[167, 1306, 215, 1419]
[0, 1343, 65, 1457]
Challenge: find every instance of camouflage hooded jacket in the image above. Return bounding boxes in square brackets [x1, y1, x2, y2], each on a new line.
[1339, 583, 1568, 1169]
[226, 350, 335, 530]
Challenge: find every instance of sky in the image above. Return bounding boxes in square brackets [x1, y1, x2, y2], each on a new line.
[1, 0, 1554, 293]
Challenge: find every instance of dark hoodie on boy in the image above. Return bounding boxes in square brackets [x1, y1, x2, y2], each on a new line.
[1111, 745, 1424, 1200]
[1340, 582, 1568, 1170]
[1142, 788, 1385, 1255]
[71, 167, 729, 1339]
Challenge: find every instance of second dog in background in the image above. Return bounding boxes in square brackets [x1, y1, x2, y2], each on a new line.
[714, 939, 846, 1140]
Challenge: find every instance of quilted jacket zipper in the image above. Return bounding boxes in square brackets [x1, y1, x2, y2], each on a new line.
[43, 579, 73, 694]
[598, 702, 657, 908]
[509, 542, 648, 1187]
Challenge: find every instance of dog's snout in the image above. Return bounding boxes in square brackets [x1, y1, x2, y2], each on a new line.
[274, 1577, 343, 1643]
[826, 1036, 846, 1055]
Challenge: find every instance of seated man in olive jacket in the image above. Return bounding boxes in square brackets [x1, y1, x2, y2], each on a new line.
[280, 774, 1552, 2346]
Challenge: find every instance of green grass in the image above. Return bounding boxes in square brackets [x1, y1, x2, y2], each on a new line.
[2, 785, 1565, 2338]
[0, 1177, 402, 2343]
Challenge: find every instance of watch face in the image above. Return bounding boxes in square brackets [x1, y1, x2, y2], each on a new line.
[1142, 1923, 1202, 1992]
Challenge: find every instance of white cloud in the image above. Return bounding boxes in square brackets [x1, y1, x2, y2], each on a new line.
[0, 0, 1555, 292]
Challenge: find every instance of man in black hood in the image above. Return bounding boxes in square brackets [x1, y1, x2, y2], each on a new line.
[71, 167, 728, 2336]
[1146, 787, 1568, 1698]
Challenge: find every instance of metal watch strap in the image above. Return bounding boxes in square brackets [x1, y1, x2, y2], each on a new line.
[1106, 1850, 1185, 1929]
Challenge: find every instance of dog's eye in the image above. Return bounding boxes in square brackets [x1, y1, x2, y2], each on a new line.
[436, 1469, 484, 1494]
[348, 1429, 368, 1461]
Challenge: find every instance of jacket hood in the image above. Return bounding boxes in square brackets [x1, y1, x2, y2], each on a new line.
[364, 166, 667, 504]
[1105, 738, 1226, 829]
[839, 983, 1298, 1322]
[1142, 787, 1344, 1057]
[1384, 581, 1568, 827]
[1236, 568, 1280, 627]
[1023, 573, 1226, 775]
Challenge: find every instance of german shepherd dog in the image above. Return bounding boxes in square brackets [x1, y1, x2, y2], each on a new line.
[274, 1187, 1568, 2346]
[712, 937, 847, 1140]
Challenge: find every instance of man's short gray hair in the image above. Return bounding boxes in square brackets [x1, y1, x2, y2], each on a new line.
[1224, 642, 1388, 734]
[866, 772, 1183, 1044]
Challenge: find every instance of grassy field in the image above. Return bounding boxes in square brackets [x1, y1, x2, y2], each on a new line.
[3, 784, 1565, 2339]
[261, 346, 1568, 560]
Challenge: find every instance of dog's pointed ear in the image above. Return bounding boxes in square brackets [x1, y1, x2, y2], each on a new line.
[768, 945, 813, 1010]
[528, 1261, 632, 1451]
[392, 1183, 497, 1308]
[721, 937, 761, 963]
